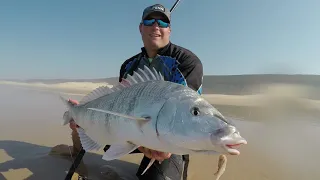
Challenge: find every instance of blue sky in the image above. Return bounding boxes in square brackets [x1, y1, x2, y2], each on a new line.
[1, 0, 319, 79]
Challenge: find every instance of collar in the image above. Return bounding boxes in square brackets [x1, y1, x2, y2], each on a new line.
[141, 41, 172, 57]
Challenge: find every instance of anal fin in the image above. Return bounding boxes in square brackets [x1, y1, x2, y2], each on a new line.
[77, 127, 102, 151]
[102, 142, 138, 161]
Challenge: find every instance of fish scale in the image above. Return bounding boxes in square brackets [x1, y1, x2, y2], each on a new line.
[76, 82, 176, 146]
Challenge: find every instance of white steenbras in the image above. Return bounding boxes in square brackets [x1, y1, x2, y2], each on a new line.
[60, 65, 247, 175]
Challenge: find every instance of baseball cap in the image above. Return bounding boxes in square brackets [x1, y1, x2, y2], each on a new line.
[142, 4, 171, 22]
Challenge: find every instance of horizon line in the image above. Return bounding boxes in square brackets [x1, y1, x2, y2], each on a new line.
[1, 73, 320, 81]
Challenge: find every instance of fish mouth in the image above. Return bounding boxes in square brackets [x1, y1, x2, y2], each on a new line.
[187, 135, 247, 156]
[211, 125, 248, 155]
[223, 139, 247, 155]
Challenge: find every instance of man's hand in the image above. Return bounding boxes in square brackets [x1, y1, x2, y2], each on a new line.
[67, 99, 79, 130]
[138, 146, 171, 162]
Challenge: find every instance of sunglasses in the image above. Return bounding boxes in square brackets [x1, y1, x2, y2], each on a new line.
[142, 19, 170, 28]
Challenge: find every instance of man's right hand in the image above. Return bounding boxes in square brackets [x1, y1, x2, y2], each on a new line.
[69, 120, 78, 130]
[138, 146, 171, 162]
[69, 99, 79, 105]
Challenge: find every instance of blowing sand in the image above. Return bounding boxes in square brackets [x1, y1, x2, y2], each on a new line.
[1, 82, 320, 180]
[0, 81, 112, 96]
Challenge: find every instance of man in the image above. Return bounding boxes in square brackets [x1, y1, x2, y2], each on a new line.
[67, 3, 203, 180]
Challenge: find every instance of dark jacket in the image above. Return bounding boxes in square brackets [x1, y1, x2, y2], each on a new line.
[118, 41, 203, 95]
[118, 41, 203, 179]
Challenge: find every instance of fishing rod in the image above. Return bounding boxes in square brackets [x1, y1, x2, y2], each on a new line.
[170, 0, 182, 12]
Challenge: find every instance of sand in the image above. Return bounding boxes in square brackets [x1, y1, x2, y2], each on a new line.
[1, 82, 320, 180]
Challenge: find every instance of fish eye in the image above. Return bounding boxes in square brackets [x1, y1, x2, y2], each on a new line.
[191, 107, 200, 116]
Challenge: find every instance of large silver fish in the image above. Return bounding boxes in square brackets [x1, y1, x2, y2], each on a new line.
[60, 65, 247, 174]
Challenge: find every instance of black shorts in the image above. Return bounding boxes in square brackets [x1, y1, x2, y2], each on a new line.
[104, 145, 189, 180]
[136, 154, 185, 180]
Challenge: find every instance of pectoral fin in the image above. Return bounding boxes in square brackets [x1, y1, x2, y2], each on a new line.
[102, 142, 138, 160]
[87, 108, 148, 121]
[87, 108, 151, 128]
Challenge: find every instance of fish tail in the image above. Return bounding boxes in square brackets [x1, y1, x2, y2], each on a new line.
[59, 95, 75, 125]
[59, 95, 74, 108]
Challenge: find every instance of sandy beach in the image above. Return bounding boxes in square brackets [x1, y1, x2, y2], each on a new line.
[1, 81, 320, 180]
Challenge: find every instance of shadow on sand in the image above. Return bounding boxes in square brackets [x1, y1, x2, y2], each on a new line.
[0, 140, 139, 180]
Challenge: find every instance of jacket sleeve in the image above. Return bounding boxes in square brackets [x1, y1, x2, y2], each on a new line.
[119, 61, 127, 82]
[180, 54, 204, 95]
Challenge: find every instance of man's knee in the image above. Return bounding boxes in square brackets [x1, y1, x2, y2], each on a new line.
[136, 154, 184, 180]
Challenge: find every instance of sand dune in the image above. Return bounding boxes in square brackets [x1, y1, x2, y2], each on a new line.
[1, 80, 320, 110]
[0, 81, 112, 95]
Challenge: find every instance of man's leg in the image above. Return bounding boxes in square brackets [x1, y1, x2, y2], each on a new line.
[136, 155, 184, 180]
[182, 155, 189, 180]
[63, 110, 82, 156]
[71, 128, 82, 155]
[63, 110, 88, 178]
[70, 129, 89, 177]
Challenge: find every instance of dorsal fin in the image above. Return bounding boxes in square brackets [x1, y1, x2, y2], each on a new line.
[79, 65, 164, 105]
[111, 65, 164, 91]
[79, 85, 114, 104]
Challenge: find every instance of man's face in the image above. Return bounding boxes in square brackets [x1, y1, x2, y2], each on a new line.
[139, 13, 171, 50]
